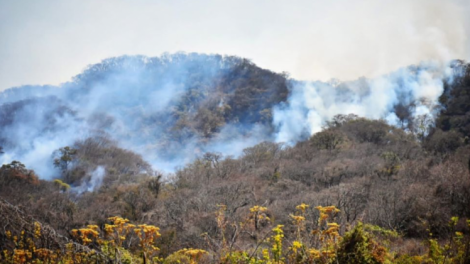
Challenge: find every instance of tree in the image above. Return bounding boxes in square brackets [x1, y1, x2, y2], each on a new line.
[242, 142, 282, 167]
[53, 146, 77, 171]
[393, 102, 415, 130]
[309, 129, 344, 150]
[378, 151, 401, 180]
[424, 129, 463, 155]
[325, 114, 359, 128]
[412, 114, 434, 141]
[435, 62, 470, 136]
[0, 161, 39, 185]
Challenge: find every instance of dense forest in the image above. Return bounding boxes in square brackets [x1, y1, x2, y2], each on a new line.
[1, 54, 470, 263]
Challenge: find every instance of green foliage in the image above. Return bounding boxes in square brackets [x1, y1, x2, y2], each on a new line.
[310, 129, 344, 150]
[335, 223, 389, 264]
[53, 146, 77, 171]
[2, 160, 27, 171]
[163, 251, 191, 264]
[53, 179, 70, 191]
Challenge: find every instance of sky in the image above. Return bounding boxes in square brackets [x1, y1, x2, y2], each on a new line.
[0, 0, 469, 91]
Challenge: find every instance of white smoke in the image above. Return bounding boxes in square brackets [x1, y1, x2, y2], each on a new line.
[0, 54, 269, 177]
[0, 55, 466, 178]
[72, 166, 106, 194]
[0, 97, 89, 178]
[273, 61, 457, 143]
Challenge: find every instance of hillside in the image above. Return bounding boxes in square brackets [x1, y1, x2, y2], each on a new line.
[0, 53, 289, 175]
[1, 55, 470, 263]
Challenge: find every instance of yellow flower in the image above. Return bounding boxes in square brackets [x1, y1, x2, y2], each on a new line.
[296, 203, 309, 212]
[104, 224, 117, 233]
[262, 248, 270, 260]
[34, 222, 41, 238]
[309, 248, 320, 259]
[250, 205, 268, 213]
[291, 240, 302, 251]
[323, 206, 340, 213]
[176, 248, 208, 263]
[291, 215, 306, 225]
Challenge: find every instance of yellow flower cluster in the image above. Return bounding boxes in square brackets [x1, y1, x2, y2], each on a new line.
[248, 205, 271, 231]
[309, 248, 320, 259]
[34, 248, 54, 259]
[104, 224, 116, 234]
[134, 224, 161, 249]
[315, 205, 340, 224]
[271, 224, 284, 262]
[250, 205, 268, 213]
[321, 222, 340, 241]
[290, 215, 305, 225]
[175, 248, 208, 264]
[5, 204, 470, 264]
[33, 222, 41, 239]
[295, 203, 309, 212]
[12, 249, 32, 263]
[109, 216, 130, 225]
[291, 240, 302, 254]
[71, 226, 99, 245]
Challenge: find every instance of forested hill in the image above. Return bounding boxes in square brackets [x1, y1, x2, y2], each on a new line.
[1, 54, 470, 262]
[0, 54, 289, 175]
[1, 53, 468, 178]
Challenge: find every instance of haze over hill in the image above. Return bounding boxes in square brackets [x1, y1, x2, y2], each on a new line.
[0, 53, 467, 178]
[1, 55, 470, 263]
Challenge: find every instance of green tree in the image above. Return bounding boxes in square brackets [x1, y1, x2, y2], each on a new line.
[53, 146, 77, 171]
[310, 129, 344, 150]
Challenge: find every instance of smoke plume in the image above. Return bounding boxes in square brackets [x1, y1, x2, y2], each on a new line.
[273, 62, 460, 143]
[0, 54, 466, 179]
[72, 166, 106, 194]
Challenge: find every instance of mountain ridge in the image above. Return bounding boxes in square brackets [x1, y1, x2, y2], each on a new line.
[0, 53, 468, 177]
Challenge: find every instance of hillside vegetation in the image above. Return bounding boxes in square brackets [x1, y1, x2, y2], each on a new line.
[0, 54, 289, 172]
[0, 56, 470, 263]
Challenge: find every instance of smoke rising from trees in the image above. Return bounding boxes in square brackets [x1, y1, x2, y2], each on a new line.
[0, 54, 466, 178]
